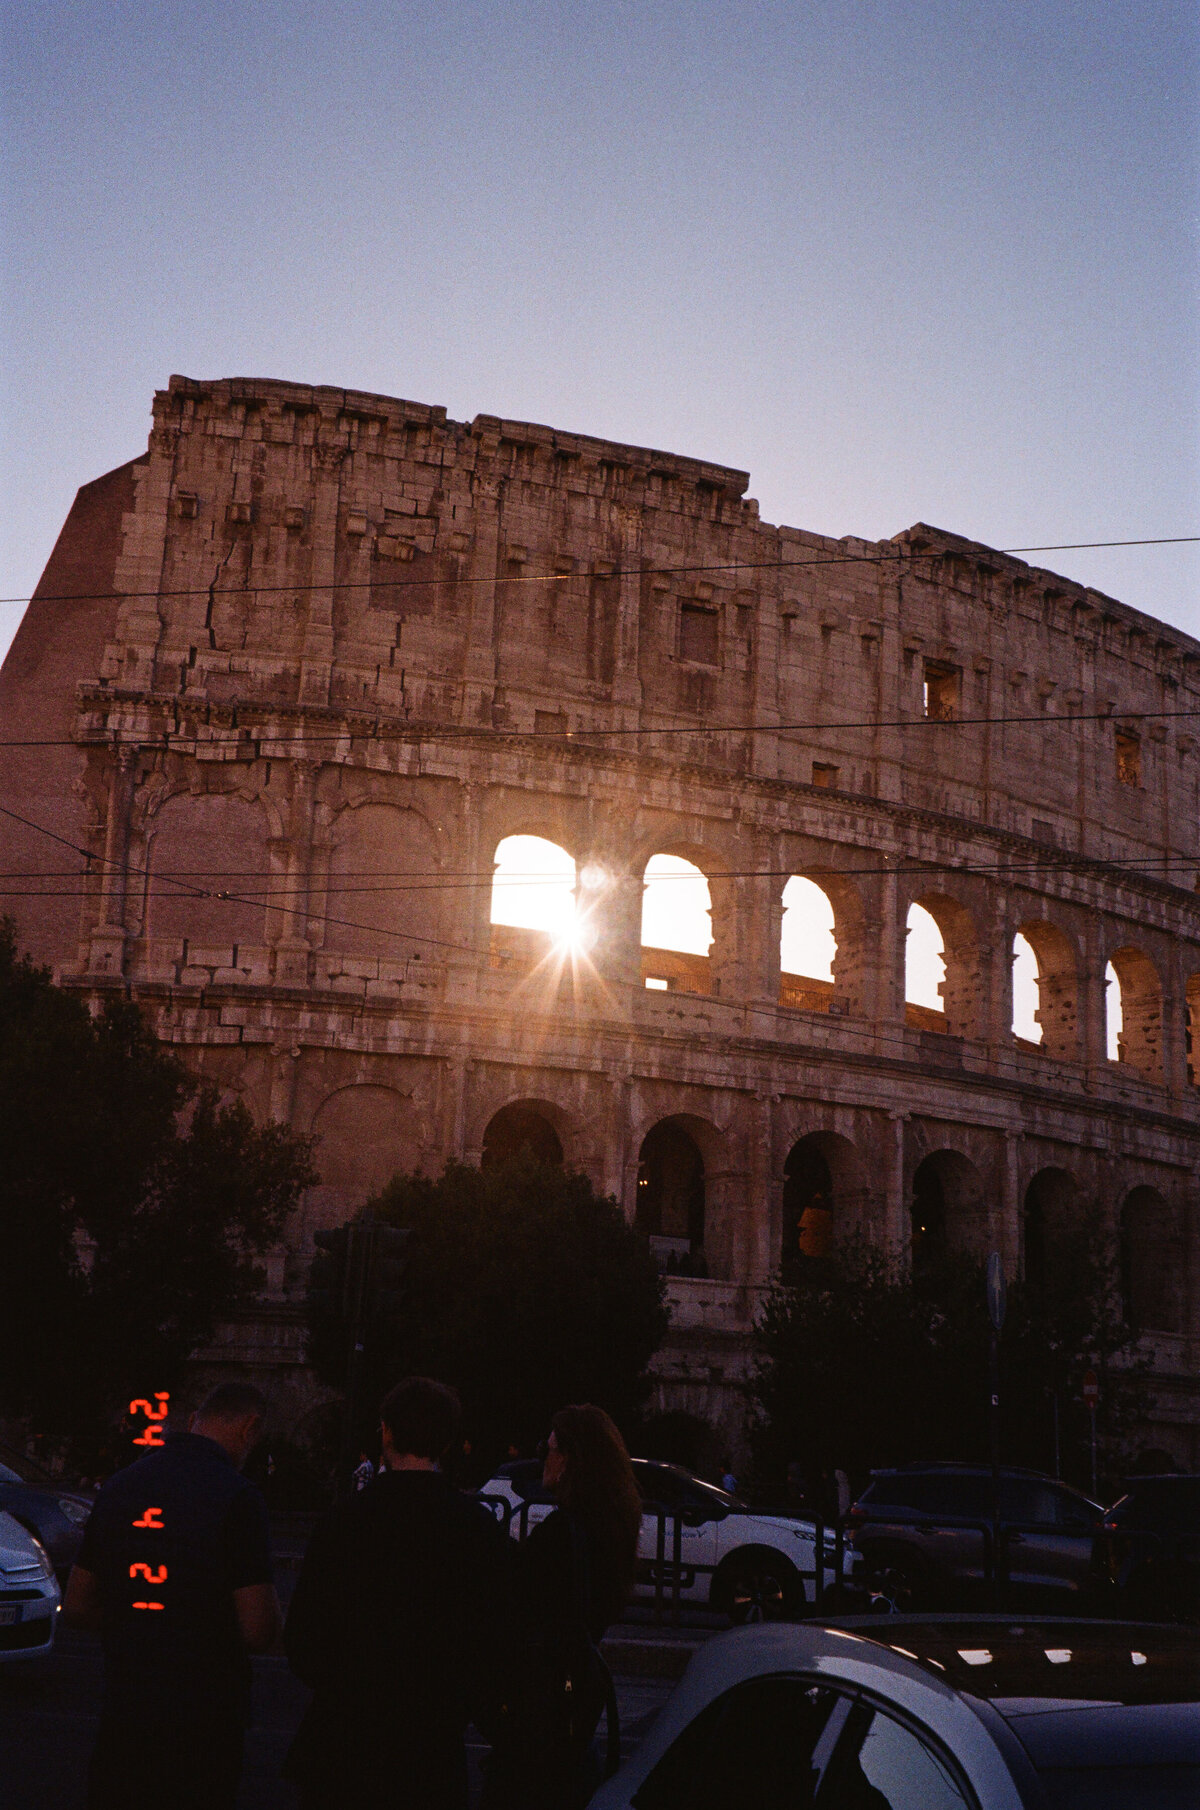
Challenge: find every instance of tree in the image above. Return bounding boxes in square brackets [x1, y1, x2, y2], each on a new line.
[749, 1225, 1149, 1501]
[0, 922, 316, 1457]
[305, 1155, 668, 1468]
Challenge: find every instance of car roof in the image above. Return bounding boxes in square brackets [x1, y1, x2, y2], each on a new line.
[867, 1463, 1060, 1481]
[597, 1619, 1029, 1810]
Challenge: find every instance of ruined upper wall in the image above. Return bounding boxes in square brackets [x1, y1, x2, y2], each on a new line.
[33, 373, 1200, 879]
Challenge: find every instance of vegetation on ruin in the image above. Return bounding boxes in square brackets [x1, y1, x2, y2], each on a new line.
[0, 921, 316, 1464]
[749, 1228, 1151, 1504]
[305, 1154, 669, 1473]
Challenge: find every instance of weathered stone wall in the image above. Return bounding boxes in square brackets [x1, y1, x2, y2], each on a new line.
[2, 373, 1199, 1466]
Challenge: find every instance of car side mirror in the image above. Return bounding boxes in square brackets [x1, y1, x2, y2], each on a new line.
[681, 1504, 714, 1527]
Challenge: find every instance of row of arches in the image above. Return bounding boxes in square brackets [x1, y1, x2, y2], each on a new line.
[475, 1100, 1189, 1334]
[130, 794, 1193, 1086]
[491, 835, 1183, 1079]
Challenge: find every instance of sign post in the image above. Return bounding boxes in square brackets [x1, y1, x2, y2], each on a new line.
[986, 1253, 1006, 1609]
[1083, 1368, 1100, 1500]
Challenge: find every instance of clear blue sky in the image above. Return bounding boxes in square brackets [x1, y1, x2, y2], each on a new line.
[2, 1, 1196, 666]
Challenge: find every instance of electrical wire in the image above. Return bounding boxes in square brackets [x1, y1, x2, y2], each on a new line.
[1, 534, 1196, 609]
[3, 704, 1200, 753]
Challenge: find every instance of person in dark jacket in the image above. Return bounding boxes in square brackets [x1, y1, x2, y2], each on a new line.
[482, 1403, 642, 1810]
[63, 1381, 280, 1810]
[284, 1376, 510, 1809]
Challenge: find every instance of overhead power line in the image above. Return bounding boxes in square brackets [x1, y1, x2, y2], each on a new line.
[1, 534, 1196, 609]
[3, 703, 1200, 754]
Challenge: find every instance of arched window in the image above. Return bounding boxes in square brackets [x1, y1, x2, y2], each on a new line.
[905, 896, 980, 1038]
[1106, 948, 1162, 1080]
[481, 1103, 564, 1170]
[1105, 960, 1123, 1063]
[1014, 922, 1078, 1059]
[1022, 1167, 1078, 1291]
[637, 1121, 706, 1274]
[1012, 933, 1041, 1043]
[782, 1138, 834, 1278]
[911, 1149, 986, 1277]
[489, 835, 578, 968]
[779, 877, 837, 1011]
[905, 904, 946, 1017]
[911, 1157, 946, 1280]
[640, 855, 712, 994]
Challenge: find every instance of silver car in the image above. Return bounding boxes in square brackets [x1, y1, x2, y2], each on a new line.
[0, 1509, 60, 1665]
[591, 1615, 1200, 1809]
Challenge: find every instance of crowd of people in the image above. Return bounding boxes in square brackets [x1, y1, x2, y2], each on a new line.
[63, 1378, 640, 1810]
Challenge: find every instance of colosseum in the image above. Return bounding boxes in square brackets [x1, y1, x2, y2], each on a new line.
[2, 372, 1198, 1463]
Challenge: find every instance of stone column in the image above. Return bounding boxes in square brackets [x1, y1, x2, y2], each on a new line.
[87, 749, 137, 977]
[299, 442, 344, 705]
[272, 761, 316, 986]
[885, 1109, 909, 1272]
[998, 1128, 1022, 1275]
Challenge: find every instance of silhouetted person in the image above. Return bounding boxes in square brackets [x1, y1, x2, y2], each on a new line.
[64, 1382, 280, 1810]
[284, 1376, 510, 1809]
[482, 1404, 640, 1810]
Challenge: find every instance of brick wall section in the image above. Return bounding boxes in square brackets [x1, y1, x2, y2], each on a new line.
[0, 458, 145, 969]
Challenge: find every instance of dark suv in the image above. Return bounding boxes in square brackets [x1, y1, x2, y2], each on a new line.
[1096, 1475, 1200, 1622]
[848, 1463, 1102, 1610]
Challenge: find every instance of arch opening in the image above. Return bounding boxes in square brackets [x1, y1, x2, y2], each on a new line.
[1022, 1167, 1079, 1291]
[782, 1137, 834, 1278]
[636, 1120, 706, 1275]
[640, 855, 712, 995]
[489, 834, 580, 970]
[1011, 934, 1041, 1044]
[1120, 1185, 1185, 1334]
[905, 903, 946, 1027]
[481, 1103, 564, 1170]
[911, 1149, 986, 1278]
[905, 896, 979, 1038]
[779, 877, 838, 1013]
[1106, 948, 1162, 1080]
[1013, 922, 1078, 1059]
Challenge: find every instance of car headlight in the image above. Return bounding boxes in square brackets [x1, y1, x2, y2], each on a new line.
[30, 1536, 55, 1579]
[58, 1498, 91, 1527]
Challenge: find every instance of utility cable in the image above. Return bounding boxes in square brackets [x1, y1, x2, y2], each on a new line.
[1, 534, 1196, 609]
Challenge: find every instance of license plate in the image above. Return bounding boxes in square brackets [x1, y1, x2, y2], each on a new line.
[0, 1606, 19, 1626]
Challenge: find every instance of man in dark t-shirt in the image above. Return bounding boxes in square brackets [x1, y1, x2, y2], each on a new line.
[285, 1376, 511, 1809]
[64, 1381, 281, 1810]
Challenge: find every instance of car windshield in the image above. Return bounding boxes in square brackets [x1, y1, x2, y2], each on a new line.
[0, 1443, 53, 1485]
[633, 1462, 744, 1510]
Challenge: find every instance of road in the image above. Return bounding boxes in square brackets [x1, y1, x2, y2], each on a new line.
[0, 1625, 680, 1809]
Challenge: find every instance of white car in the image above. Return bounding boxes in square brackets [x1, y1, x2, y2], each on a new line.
[481, 1458, 857, 1620]
[590, 1616, 1200, 1809]
[0, 1508, 60, 1664]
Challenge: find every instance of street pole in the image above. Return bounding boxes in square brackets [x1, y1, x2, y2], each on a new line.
[1083, 1369, 1100, 1500]
[986, 1252, 1006, 1611]
[337, 1211, 376, 1496]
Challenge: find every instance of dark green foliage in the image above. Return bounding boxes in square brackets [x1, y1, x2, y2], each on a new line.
[750, 1225, 1149, 1502]
[306, 1155, 669, 1468]
[0, 922, 316, 1456]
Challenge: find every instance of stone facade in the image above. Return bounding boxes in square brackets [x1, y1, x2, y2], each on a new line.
[3, 373, 1200, 1463]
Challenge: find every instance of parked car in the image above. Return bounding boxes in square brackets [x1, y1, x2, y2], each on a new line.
[0, 1509, 60, 1666]
[1095, 1474, 1200, 1623]
[481, 1458, 858, 1620]
[0, 1443, 92, 1583]
[591, 1615, 1200, 1809]
[847, 1464, 1102, 1611]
